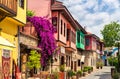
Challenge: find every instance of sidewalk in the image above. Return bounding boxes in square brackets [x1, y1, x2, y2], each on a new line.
[80, 66, 112, 79]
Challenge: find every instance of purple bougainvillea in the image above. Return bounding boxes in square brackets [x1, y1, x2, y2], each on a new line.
[27, 16, 57, 66]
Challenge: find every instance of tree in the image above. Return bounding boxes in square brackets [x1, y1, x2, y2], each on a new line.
[27, 16, 57, 67]
[101, 21, 120, 47]
[27, 50, 41, 76]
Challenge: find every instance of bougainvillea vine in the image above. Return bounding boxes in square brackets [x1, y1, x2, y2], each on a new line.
[27, 16, 57, 66]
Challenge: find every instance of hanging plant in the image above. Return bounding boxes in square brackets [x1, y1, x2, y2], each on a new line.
[26, 10, 35, 17]
[27, 16, 57, 67]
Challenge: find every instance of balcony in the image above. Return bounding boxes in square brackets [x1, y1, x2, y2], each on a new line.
[0, 0, 17, 19]
[66, 29, 76, 51]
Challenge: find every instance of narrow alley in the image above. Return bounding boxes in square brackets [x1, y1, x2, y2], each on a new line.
[81, 66, 112, 79]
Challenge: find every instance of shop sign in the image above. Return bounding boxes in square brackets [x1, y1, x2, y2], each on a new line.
[60, 46, 65, 54]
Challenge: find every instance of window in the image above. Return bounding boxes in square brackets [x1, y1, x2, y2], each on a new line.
[64, 23, 66, 36]
[52, 17, 57, 32]
[61, 20, 63, 34]
[69, 56, 70, 66]
[71, 31, 76, 43]
[19, 0, 24, 9]
[52, 17, 57, 26]
[67, 29, 70, 41]
[66, 55, 68, 66]
[85, 38, 89, 46]
[81, 35, 84, 44]
[77, 32, 80, 43]
[78, 59, 81, 66]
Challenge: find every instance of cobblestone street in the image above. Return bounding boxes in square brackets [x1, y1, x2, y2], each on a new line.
[80, 66, 112, 79]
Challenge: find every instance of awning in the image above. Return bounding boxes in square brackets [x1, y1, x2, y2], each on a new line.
[81, 55, 85, 62]
[0, 36, 15, 47]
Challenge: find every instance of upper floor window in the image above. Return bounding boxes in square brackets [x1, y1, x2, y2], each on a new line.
[64, 23, 66, 36]
[52, 17, 57, 26]
[61, 20, 63, 34]
[77, 32, 80, 43]
[81, 35, 85, 44]
[78, 59, 81, 66]
[19, 0, 24, 9]
[67, 29, 70, 41]
[52, 17, 57, 32]
[71, 31, 76, 43]
[85, 38, 89, 46]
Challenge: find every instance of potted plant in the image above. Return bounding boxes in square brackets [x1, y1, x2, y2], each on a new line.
[27, 10, 35, 17]
[72, 72, 76, 79]
[27, 50, 41, 77]
[96, 62, 100, 69]
[67, 70, 74, 79]
[91, 67, 93, 72]
[99, 62, 103, 69]
[82, 68, 88, 76]
[77, 70, 82, 78]
[88, 67, 91, 73]
[60, 64, 65, 72]
[53, 71, 59, 79]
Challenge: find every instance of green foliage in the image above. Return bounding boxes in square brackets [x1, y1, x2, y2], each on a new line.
[96, 62, 100, 67]
[67, 70, 75, 77]
[108, 56, 118, 66]
[27, 50, 41, 69]
[27, 10, 35, 17]
[84, 66, 91, 70]
[83, 66, 92, 71]
[53, 71, 59, 79]
[96, 62, 103, 67]
[113, 72, 120, 79]
[101, 21, 120, 47]
[83, 68, 88, 72]
[108, 56, 119, 71]
[99, 62, 103, 67]
[59, 64, 65, 72]
[77, 70, 82, 75]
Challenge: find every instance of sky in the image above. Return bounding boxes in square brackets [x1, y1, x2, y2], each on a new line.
[58, 0, 120, 38]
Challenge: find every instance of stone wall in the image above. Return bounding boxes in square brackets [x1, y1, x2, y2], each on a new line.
[20, 32, 38, 47]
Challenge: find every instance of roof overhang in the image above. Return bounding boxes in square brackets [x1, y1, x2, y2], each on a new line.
[52, 2, 79, 30]
[0, 36, 15, 47]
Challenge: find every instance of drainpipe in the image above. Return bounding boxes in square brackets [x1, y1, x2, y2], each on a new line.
[18, 26, 20, 69]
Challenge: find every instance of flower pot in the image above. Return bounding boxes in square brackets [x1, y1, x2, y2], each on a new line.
[83, 72, 86, 76]
[76, 74, 82, 79]
[96, 67, 99, 69]
[72, 76, 76, 79]
[88, 70, 91, 74]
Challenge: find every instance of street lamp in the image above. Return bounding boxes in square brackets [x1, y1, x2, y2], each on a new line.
[115, 41, 120, 72]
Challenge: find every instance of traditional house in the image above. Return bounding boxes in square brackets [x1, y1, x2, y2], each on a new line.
[51, 1, 79, 72]
[0, 0, 26, 79]
[75, 21, 87, 70]
[84, 33, 100, 68]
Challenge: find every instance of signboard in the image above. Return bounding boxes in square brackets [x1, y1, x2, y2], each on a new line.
[2, 49, 10, 79]
[60, 46, 65, 54]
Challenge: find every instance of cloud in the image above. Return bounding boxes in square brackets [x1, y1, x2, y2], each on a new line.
[57, 0, 120, 38]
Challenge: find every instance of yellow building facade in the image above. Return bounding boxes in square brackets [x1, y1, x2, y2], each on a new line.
[0, 0, 26, 78]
